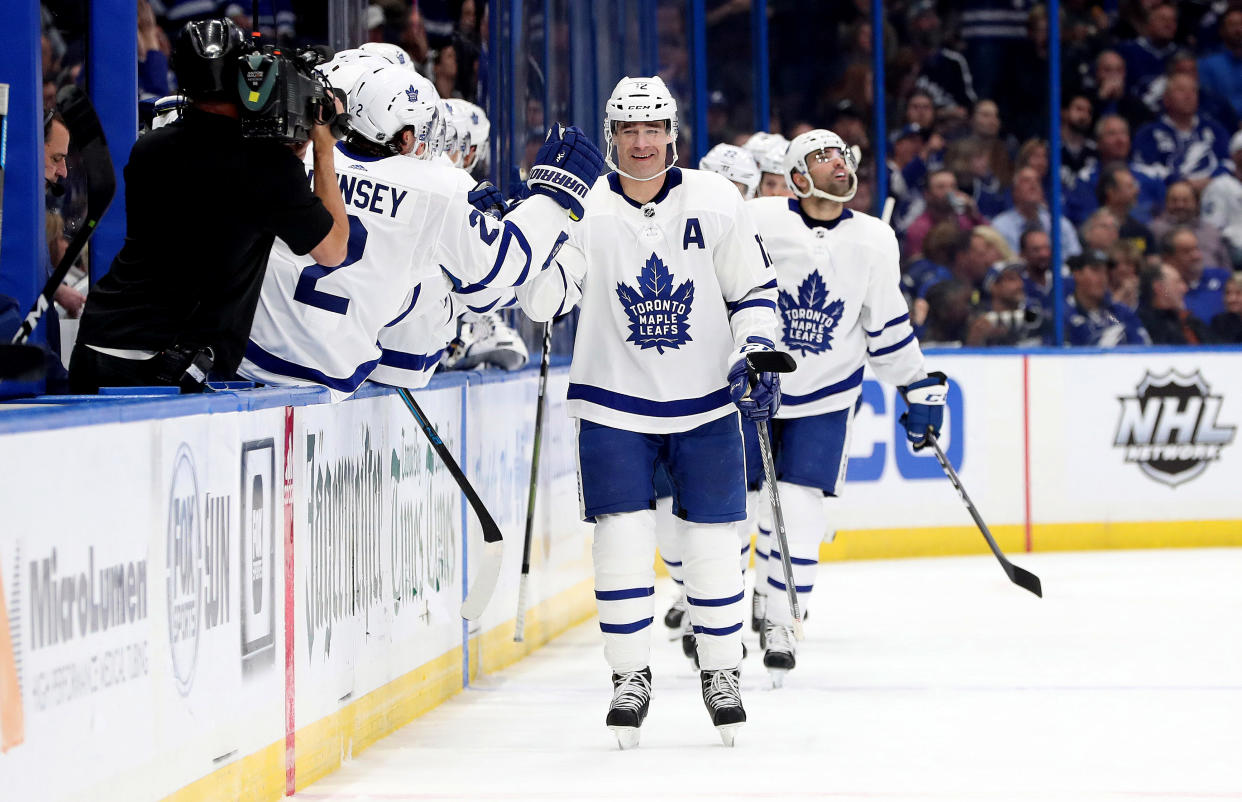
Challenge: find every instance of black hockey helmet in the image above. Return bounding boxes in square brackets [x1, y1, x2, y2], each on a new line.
[172, 18, 246, 101]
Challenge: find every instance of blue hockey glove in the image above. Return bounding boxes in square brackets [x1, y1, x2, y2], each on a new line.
[728, 341, 781, 422]
[526, 124, 605, 221]
[900, 371, 948, 451]
[467, 181, 505, 215]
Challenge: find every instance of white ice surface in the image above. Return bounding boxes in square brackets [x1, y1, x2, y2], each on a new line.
[299, 549, 1242, 802]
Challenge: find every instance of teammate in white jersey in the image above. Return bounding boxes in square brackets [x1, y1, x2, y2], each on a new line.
[516, 76, 781, 749]
[239, 64, 604, 399]
[746, 130, 948, 684]
[743, 132, 793, 198]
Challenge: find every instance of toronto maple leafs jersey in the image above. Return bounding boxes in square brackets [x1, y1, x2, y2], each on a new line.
[517, 168, 780, 433]
[240, 142, 568, 401]
[748, 198, 927, 418]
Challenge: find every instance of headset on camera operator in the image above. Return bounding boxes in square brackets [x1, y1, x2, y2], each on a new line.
[69, 18, 349, 394]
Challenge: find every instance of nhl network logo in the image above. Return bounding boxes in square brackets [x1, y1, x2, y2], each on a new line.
[1113, 369, 1236, 486]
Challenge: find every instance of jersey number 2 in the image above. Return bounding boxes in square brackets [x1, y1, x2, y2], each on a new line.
[294, 215, 368, 315]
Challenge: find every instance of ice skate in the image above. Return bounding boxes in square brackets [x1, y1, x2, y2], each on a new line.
[762, 622, 796, 688]
[663, 591, 687, 634]
[700, 668, 746, 746]
[605, 667, 652, 750]
[680, 616, 698, 669]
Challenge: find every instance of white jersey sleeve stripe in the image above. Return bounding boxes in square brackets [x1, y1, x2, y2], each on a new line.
[864, 312, 911, 337]
[453, 219, 534, 292]
[378, 347, 443, 371]
[384, 284, 422, 328]
[867, 330, 916, 358]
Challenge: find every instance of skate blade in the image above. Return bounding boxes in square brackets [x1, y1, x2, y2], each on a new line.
[716, 723, 743, 747]
[767, 668, 789, 689]
[609, 726, 641, 750]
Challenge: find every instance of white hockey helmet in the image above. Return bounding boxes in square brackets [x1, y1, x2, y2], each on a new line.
[442, 99, 475, 165]
[151, 94, 189, 130]
[742, 131, 788, 164]
[358, 42, 418, 71]
[455, 100, 490, 172]
[603, 75, 679, 181]
[783, 128, 859, 203]
[756, 140, 789, 175]
[318, 49, 384, 94]
[699, 143, 760, 199]
[347, 65, 441, 159]
[433, 99, 458, 159]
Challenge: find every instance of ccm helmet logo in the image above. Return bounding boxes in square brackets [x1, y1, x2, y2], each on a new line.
[628, 104, 653, 110]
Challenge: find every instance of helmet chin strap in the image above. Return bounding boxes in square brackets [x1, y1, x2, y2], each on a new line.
[606, 141, 678, 182]
[794, 169, 858, 203]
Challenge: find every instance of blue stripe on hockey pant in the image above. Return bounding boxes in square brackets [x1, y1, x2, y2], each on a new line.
[679, 519, 745, 670]
[576, 415, 747, 524]
[763, 481, 827, 627]
[593, 509, 658, 672]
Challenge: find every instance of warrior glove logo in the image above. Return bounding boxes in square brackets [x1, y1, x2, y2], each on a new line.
[778, 271, 844, 355]
[616, 253, 694, 354]
[1114, 369, 1236, 486]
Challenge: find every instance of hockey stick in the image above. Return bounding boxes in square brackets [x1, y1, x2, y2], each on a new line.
[395, 387, 505, 620]
[12, 86, 115, 345]
[513, 320, 553, 642]
[745, 351, 804, 640]
[925, 431, 1042, 598]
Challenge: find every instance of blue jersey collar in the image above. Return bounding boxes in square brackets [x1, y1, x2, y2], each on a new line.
[789, 197, 852, 230]
[607, 167, 683, 210]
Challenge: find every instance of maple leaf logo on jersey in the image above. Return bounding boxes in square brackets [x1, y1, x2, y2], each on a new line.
[778, 270, 844, 355]
[406, 85, 419, 103]
[615, 253, 695, 354]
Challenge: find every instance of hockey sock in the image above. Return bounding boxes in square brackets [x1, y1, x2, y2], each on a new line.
[753, 495, 772, 599]
[679, 519, 745, 670]
[736, 489, 760, 578]
[652, 496, 685, 589]
[593, 510, 657, 672]
[763, 481, 823, 628]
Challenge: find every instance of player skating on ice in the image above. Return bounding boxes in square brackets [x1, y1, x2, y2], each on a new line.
[516, 76, 782, 748]
[746, 130, 949, 685]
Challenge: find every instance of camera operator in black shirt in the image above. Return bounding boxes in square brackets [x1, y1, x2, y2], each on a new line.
[70, 18, 348, 393]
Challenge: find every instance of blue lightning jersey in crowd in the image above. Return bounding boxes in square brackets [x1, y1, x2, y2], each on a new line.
[240, 143, 569, 400]
[1132, 114, 1232, 184]
[1065, 295, 1151, 347]
[516, 167, 779, 433]
[747, 198, 927, 418]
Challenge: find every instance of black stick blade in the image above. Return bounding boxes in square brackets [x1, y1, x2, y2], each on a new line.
[1008, 563, 1043, 598]
[746, 351, 797, 373]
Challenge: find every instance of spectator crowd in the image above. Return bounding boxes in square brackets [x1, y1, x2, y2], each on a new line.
[18, 0, 1242, 365]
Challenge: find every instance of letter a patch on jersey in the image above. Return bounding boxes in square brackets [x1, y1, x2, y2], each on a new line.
[778, 270, 844, 355]
[616, 253, 695, 354]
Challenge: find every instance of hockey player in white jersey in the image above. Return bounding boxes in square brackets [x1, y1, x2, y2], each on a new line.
[516, 75, 782, 749]
[746, 129, 948, 684]
[743, 132, 793, 198]
[239, 64, 604, 399]
[656, 142, 765, 662]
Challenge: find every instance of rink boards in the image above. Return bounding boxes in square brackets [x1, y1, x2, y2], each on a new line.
[0, 346, 1239, 800]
